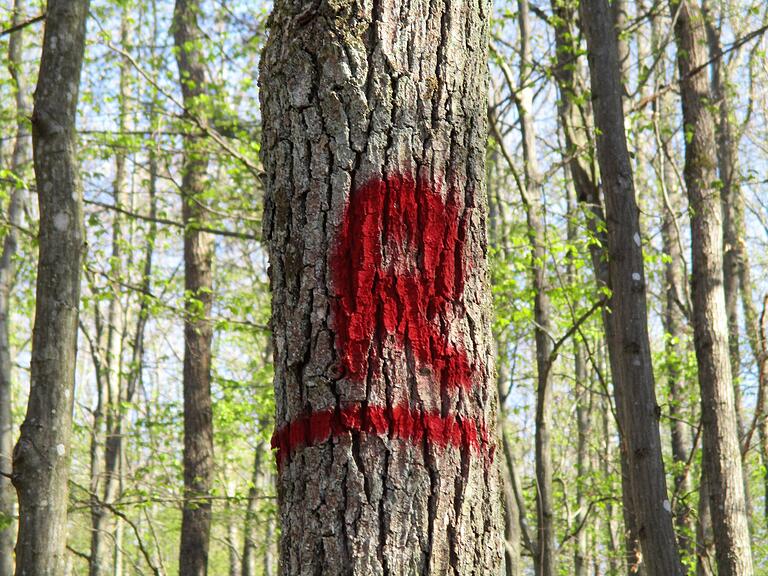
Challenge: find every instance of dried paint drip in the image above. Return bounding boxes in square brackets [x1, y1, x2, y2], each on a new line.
[273, 172, 491, 463]
[271, 403, 492, 463]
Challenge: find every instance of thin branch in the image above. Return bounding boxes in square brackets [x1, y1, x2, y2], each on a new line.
[0, 13, 45, 37]
[635, 21, 768, 111]
[548, 297, 606, 367]
[84, 199, 260, 241]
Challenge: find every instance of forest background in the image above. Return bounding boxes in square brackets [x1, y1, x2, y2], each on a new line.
[2, 0, 768, 574]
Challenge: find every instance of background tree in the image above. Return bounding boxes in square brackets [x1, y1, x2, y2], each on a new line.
[670, 0, 754, 573]
[580, 0, 684, 573]
[173, 0, 216, 573]
[0, 0, 31, 573]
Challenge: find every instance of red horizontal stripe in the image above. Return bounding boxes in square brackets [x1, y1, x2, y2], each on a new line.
[271, 403, 493, 466]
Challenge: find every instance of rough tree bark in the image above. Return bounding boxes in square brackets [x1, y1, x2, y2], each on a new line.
[1, 1, 31, 573]
[703, 2, 767, 527]
[702, 1, 747, 442]
[259, 0, 502, 571]
[10, 1, 90, 574]
[670, 0, 754, 573]
[173, 1, 215, 574]
[580, 0, 684, 574]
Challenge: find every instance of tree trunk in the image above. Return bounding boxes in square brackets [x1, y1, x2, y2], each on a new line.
[226, 477, 242, 576]
[651, 11, 694, 553]
[173, 1, 216, 575]
[573, 350, 589, 576]
[659, 119, 694, 558]
[1, 1, 31, 573]
[241, 443, 263, 576]
[580, 0, 684, 574]
[488, 160, 522, 576]
[510, 3, 555, 574]
[259, 0, 502, 571]
[263, 486, 276, 576]
[496, 353, 523, 576]
[702, 3, 746, 441]
[696, 468, 715, 576]
[567, 169, 589, 576]
[670, 0, 754, 573]
[549, 5, 646, 573]
[89, 9, 131, 576]
[11, 1, 89, 574]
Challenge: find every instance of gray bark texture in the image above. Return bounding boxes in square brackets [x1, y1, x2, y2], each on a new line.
[580, 1, 685, 574]
[550, 5, 648, 573]
[10, 1, 89, 574]
[670, 1, 754, 574]
[259, 0, 503, 572]
[1, 1, 31, 573]
[173, 0, 216, 574]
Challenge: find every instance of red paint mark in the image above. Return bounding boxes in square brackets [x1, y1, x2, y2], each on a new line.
[272, 172, 492, 464]
[271, 403, 493, 465]
[331, 172, 475, 389]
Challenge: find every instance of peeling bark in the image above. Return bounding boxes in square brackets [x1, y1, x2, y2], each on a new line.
[259, 0, 502, 571]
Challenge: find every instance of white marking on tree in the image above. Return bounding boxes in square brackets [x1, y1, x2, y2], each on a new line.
[53, 212, 70, 231]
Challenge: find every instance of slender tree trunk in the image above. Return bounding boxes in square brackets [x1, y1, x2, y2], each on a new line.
[263, 480, 276, 576]
[567, 173, 590, 576]
[173, 1, 215, 574]
[696, 468, 715, 576]
[580, 1, 684, 574]
[260, 0, 502, 571]
[704, 2, 768, 528]
[550, 5, 646, 573]
[241, 443, 263, 576]
[653, 39, 695, 555]
[659, 136, 694, 558]
[11, 1, 89, 574]
[510, 3, 555, 574]
[496, 354, 523, 576]
[89, 10, 131, 576]
[1, 1, 31, 573]
[702, 2, 747, 441]
[488, 145, 522, 576]
[226, 476, 242, 576]
[600, 393, 619, 576]
[670, 1, 754, 573]
[574, 350, 589, 576]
